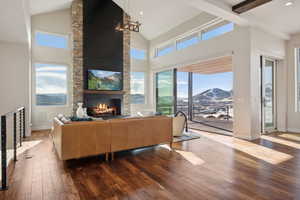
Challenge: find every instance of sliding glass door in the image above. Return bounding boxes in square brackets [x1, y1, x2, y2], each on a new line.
[176, 71, 189, 116]
[156, 70, 175, 115]
[191, 72, 233, 132]
[261, 57, 277, 133]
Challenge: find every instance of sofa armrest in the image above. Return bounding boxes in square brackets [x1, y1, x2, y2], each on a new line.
[52, 117, 64, 159]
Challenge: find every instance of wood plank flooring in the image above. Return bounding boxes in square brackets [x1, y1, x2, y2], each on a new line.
[1, 130, 300, 200]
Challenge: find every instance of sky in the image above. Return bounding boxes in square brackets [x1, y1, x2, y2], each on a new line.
[90, 70, 121, 78]
[36, 63, 67, 94]
[131, 72, 145, 94]
[36, 32, 68, 49]
[157, 71, 233, 98]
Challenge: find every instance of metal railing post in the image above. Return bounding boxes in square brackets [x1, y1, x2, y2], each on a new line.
[22, 108, 26, 138]
[1, 115, 8, 190]
[19, 110, 22, 147]
[13, 113, 17, 162]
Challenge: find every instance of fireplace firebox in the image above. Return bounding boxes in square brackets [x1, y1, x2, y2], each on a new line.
[85, 94, 122, 117]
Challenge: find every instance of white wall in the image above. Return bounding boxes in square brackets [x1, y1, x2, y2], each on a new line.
[0, 42, 31, 143]
[250, 28, 286, 137]
[31, 9, 72, 130]
[130, 32, 152, 114]
[0, 0, 31, 139]
[286, 33, 300, 132]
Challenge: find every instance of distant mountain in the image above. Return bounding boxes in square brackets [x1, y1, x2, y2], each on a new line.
[193, 88, 232, 103]
[131, 94, 145, 104]
[37, 93, 67, 105]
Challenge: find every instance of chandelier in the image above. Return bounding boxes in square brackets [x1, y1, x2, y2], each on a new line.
[116, 20, 141, 32]
[116, 0, 142, 33]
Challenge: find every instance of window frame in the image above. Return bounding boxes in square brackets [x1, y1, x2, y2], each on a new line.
[201, 22, 234, 41]
[296, 48, 300, 112]
[155, 43, 176, 57]
[33, 62, 70, 107]
[153, 20, 235, 58]
[176, 33, 200, 51]
[130, 71, 146, 105]
[34, 30, 70, 50]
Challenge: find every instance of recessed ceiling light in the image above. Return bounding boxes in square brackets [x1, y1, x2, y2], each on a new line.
[285, 0, 294, 6]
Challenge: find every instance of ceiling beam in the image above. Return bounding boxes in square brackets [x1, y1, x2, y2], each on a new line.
[182, 0, 249, 26]
[232, 0, 272, 14]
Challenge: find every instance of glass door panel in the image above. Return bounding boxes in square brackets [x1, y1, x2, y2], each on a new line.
[176, 71, 189, 116]
[262, 58, 276, 133]
[156, 70, 174, 115]
[192, 72, 233, 132]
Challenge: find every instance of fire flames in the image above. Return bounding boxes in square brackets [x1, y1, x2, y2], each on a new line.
[93, 104, 115, 115]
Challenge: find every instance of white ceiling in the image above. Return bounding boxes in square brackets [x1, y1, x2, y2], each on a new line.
[0, 0, 30, 43]
[221, 0, 300, 36]
[242, 0, 300, 36]
[113, 0, 201, 40]
[30, 0, 72, 15]
[28, 0, 300, 40]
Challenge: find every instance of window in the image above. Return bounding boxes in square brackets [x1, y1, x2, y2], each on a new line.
[156, 43, 175, 57]
[131, 48, 146, 60]
[154, 21, 234, 58]
[35, 63, 68, 106]
[202, 22, 234, 41]
[176, 33, 199, 50]
[35, 31, 68, 49]
[131, 72, 145, 104]
[297, 48, 300, 111]
[156, 70, 174, 115]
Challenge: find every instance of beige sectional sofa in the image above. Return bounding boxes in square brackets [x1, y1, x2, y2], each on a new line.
[51, 116, 173, 161]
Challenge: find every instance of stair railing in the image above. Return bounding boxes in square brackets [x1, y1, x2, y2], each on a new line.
[0, 107, 25, 190]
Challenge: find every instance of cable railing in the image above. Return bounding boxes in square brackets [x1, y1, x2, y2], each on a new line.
[0, 106, 25, 190]
[176, 104, 233, 132]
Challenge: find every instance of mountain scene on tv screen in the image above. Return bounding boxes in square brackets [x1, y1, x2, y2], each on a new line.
[88, 70, 122, 90]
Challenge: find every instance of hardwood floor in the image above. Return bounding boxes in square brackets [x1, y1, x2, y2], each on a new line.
[1, 130, 300, 200]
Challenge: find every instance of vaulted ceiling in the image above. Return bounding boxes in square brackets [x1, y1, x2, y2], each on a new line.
[113, 0, 202, 40]
[28, 0, 300, 40]
[223, 0, 300, 36]
[30, 0, 72, 16]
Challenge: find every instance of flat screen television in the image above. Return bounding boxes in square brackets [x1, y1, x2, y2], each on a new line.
[88, 69, 122, 91]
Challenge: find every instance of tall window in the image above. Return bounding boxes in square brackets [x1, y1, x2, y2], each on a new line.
[131, 72, 145, 104]
[156, 43, 175, 57]
[176, 71, 189, 116]
[35, 31, 69, 49]
[176, 33, 199, 50]
[156, 70, 174, 115]
[35, 64, 68, 106]
[297, 48, 300, 111]
[131, 48, 146, 60]
[202, 22, 234, 41]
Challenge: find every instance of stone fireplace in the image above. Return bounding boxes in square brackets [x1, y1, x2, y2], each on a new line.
[71, 0, 131, 116]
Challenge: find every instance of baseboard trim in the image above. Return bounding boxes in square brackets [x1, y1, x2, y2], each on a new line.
[287, 128, 300, 134]
[32, 124, 51, 131]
